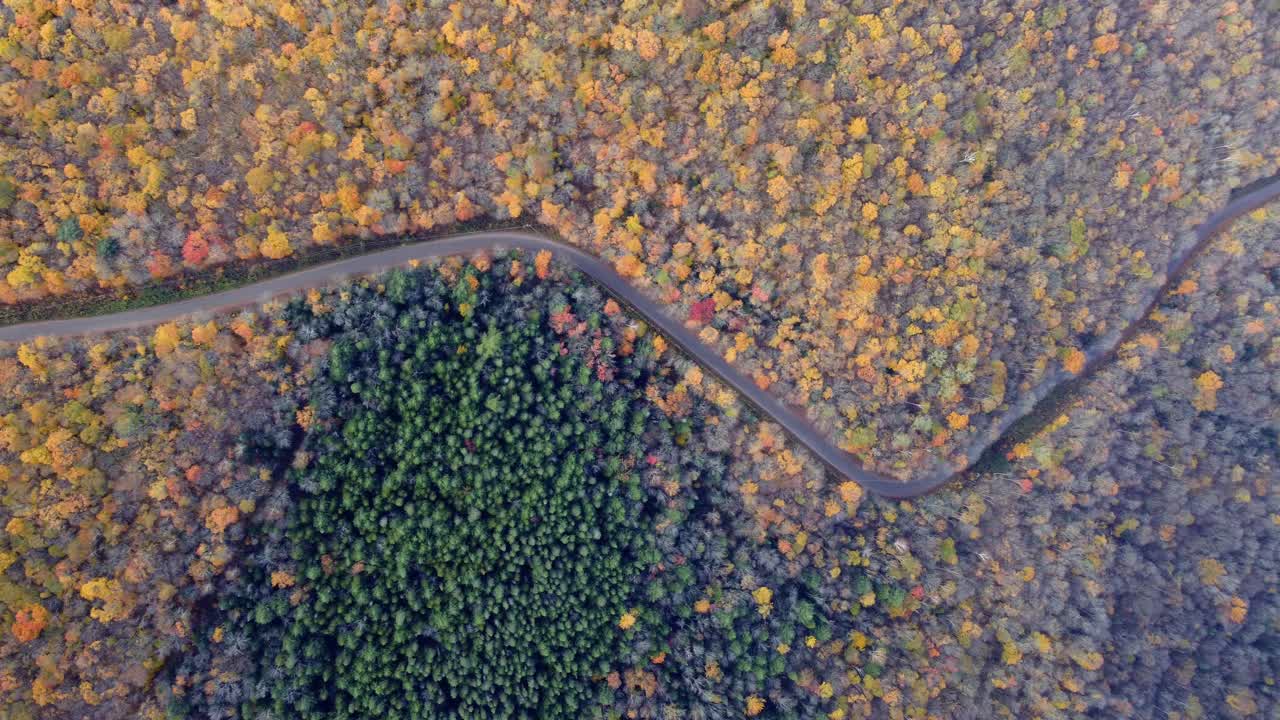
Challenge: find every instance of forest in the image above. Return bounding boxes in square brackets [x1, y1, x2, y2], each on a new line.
[1, 0, 1275, 477]
[0, 0, 1277, 718]
[177, 259, 667, 718]
[0, 230, 1275, 718]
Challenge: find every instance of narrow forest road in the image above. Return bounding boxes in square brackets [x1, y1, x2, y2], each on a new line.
[1, 176, 1278, 498]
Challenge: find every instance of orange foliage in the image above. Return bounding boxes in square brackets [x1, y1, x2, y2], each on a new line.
[1064, 349, 1087, 375]
[182, 232, 210, 265]
[11, 604, 49, 642]
[205, 506, 241, 534]
[1092, 34, 1120, 55]
[534, 250, 552, 280]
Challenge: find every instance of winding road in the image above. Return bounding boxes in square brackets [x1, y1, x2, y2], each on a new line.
[2, 176, 1278, 498]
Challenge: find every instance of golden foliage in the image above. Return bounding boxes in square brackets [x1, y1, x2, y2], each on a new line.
[79, 578, 129, 623]
[614, 254, 645, 278]
[153, 322, 181, 356]
[261, 226, 294, 259]
[1193, 370, 1224, 411]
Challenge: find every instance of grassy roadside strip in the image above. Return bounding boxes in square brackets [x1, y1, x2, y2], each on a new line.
[0, 217, 532, 328]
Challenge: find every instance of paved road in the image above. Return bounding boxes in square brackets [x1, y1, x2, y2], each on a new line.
[2, 177, 1277, 498]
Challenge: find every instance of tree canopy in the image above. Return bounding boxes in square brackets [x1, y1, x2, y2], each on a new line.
[180, 260, 661, 719]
